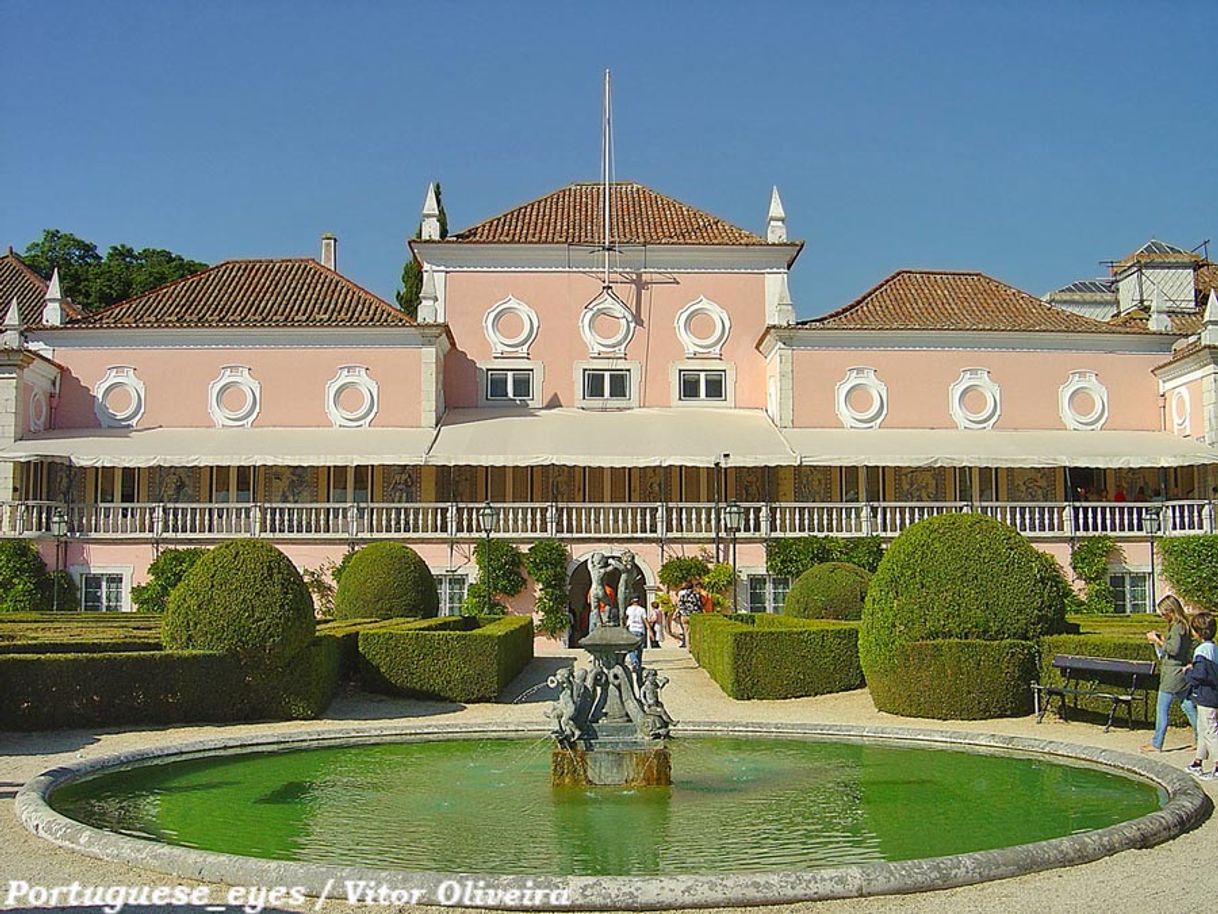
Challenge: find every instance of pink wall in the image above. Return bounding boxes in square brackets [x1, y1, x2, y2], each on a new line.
[50, 346, 424, 429]
[444, 272, 769, 409]
[791, 349, 1165, 430]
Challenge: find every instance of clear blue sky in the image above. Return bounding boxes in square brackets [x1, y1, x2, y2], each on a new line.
[2, 1, 1215, 318]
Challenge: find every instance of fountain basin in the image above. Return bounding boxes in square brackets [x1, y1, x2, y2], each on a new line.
[17, 721, 1212, 910]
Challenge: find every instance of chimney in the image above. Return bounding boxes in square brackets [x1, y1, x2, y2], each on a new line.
[41, 268, 65, 326]
[320, 234, 337, 271]
[766, 186, 787, 243]
[420, 183, 441, 241]
[1148, 284, 1171, 332]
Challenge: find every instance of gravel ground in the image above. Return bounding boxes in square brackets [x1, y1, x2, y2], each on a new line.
[1, 644, 1214, 914]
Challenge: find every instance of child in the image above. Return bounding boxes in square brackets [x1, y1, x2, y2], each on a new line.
[1183, 612, 1218, 781]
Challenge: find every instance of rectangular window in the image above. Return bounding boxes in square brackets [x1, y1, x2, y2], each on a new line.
[1109, 573, 1150, 615]
[747, 574, 791, 613]
[436, 574, 467, 617]
[584, 369, 630, 400]
[92, 468, 142, 504]
[209, 466, 253, 504]
[326, 466, 370, 503]
[678, 369, 726, 401]
[81, 573, 124, 612]
[486, 369, 533, 401]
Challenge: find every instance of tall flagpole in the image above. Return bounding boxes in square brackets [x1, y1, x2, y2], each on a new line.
[602, 68, 612, 291]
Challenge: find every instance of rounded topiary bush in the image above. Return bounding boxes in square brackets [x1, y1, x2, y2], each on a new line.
[334, 542, 438, 620]
[860, 513, 1067, 718]
[784, 562, 871, 620]
[162, 539, 315, 667]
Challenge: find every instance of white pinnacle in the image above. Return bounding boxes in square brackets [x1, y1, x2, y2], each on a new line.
[41, 268, 65, 326]
[768, 186, 786, 221]
[3, 295, 21, 329]
[422, 182, 440, 217]
[46, 267, 62, 302]
[766, 186, 787, 243]
[1202, 288, 1218, 346]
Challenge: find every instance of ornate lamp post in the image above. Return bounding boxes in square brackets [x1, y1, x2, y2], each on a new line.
[1143, 505, 1162, 613]
[477, 501, 499, 616]
[723, 501, 744, 614]
[51, 507, 68, 612]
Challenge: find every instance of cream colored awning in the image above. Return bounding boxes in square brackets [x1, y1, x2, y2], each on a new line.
[779, 428, 1218, 468]
[0, 427, 437, 467]
[425, 407, 797, 467]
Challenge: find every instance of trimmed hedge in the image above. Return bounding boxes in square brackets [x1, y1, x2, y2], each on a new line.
[163, 539, 315, 667]
[334, 542, 439, 620]
[0, 635, 342, 731]
[357, 615, 534, 702]
[689, 613, 863, 700]
[784, 562, 871, 620]
[861, 514, 1068, 718]
[866, 639, 1038, 719]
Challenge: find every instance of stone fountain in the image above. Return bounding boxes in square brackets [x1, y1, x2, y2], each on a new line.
[546, 622, 674, 787]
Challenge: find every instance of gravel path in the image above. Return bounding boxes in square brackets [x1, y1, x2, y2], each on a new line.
[1, 644, 1213, 914]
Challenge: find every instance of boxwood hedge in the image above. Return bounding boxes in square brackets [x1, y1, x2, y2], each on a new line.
[689, 613, 863, 700]
[860, 513, 1067, 718]
[783, 562, 871, 620]
[357, 615, 533, 702]
[866, 639, 1039, 719]
[334, 542, 439, 620]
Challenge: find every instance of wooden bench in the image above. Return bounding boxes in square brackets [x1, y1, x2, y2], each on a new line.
[1032, 654, 1157, 732]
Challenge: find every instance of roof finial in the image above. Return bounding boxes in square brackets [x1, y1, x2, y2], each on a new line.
[1148, 283, 1171, 332]
[2, 295, 23, 348]
[1202, 288, 1218, 346]
[417, 264, 439, 323]
[42, 267, 65, 327]
[767, 186, 787, 243]
[773, 273, 795, 324]
[420, 183, 441, 241]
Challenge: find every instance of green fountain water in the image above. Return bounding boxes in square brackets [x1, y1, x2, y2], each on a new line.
[50, 736, 1163, 876]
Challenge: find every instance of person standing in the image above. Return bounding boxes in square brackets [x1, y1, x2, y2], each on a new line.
[624, 596, 649, 684]
[647, 600, 663, 648]
[1142, 595, 1198, 752]
[674, 580, 700, 649]
[1183, 613, 1217, 781]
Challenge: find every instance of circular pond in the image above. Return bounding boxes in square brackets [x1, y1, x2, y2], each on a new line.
[51, 735, 1162, 875]
[19, 725, 1210, 909]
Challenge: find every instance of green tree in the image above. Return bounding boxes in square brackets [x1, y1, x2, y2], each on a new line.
[397, 182, 447, 318]
[21, 229, 207, 311]
[131, 547, 209, 613]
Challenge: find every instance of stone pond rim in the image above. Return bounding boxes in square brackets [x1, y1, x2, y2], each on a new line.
[16, 721, 1213, 911]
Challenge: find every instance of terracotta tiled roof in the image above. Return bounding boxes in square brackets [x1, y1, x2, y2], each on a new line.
[800, 270, 1150, 334]
[67, 259, 413, 329]
[1196, 261, 1218, 305]
[0, 250, 83, 327]
[1109, 308, 1203, 335]
[445, 182, 774, 246]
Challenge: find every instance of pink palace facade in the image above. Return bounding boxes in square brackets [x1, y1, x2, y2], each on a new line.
[1, 182, 1216, 627]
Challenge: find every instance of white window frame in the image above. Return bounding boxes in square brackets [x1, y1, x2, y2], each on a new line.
[747, 573, 791, 614]
[584, 369, 631, 401]
[477, 358, 545, 408]
[71, 564, 133, 612]
[435, 573, 469, 617]
[573, 359, 640, 409]
[1108, 570, 1151, 615]
[671, 361, 735, 407]
[486, 369, 534, 402]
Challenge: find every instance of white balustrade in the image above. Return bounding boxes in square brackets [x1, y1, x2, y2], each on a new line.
[0, 499, 1211, 540]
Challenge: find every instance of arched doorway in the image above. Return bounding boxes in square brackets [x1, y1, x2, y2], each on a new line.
[566, 551, 651, 644]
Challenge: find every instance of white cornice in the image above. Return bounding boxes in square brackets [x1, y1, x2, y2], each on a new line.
[758, 326, 1178, 355]
[1154, 349, 1218, 390]
[412, 242, 799, 273]
[29, 326, 450, 351]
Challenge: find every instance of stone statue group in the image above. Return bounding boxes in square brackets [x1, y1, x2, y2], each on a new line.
[586, 548, 641, 629]
[546, 664, 674, 747]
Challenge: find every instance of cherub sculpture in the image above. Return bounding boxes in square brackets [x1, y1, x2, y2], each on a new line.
[545, 667, 583, 747]
[639, 668, 675, 738]
[587, 551, 622, 629]
[615, 549, 641, 619]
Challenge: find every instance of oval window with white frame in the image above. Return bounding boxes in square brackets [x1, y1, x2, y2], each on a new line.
[1171, 388, 1191, 436]
[28, 388, 48, 433]
[835, 367, 888, 429]
[1058, 370, 1108, 431]
[94, 366, 146, 428]
[482, 296, 539, 357]
[208, 366, 261, 428]
[949, 368, 1001, 430]
[579, 288, 636, 357]
[674, 296, 731, 357]
[326, 366, 379, 428]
